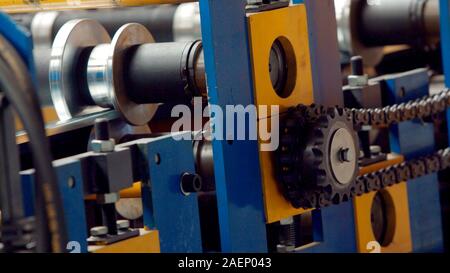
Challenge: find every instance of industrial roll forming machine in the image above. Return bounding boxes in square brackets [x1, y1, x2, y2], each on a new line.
[0, 0, 450, 253]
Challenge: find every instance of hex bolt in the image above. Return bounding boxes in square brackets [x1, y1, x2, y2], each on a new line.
[116, 220, 130, 230]
[351, 56, 364, 76]
[370, 145, 382, 156]
[180, 173, 203, 195]
[348, 56, 368, 87]
[94, 118, 110, 141]
[90, 226, 108, 237]
[91, 118, 115, 153]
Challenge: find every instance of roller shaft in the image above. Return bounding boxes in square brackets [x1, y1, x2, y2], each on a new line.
[358, 0, 440, 47]
[124, 40, 205, 104]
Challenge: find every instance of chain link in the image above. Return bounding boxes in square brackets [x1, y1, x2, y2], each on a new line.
[278, 89, 450, 209]
[351, 89, 450, 127]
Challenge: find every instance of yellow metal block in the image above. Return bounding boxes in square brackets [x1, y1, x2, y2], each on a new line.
[247, 4, 314, 223]
[91, 229, 161, 253]
[247, 4, 314, 118]
[354, 155, 412, 253]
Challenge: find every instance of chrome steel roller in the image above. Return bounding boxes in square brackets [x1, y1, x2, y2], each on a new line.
[49, 19, 112, 121]
[86, 23, 159, 126]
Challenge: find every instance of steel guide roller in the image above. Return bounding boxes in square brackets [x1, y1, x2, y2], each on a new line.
[49, 19, 205, 126]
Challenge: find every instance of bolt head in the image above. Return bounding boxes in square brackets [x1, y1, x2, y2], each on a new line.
[116, 220, 130, 230]
[370, 145, 382, 155]
[339, 148, 354, 163]
[90, 226, 108, 237]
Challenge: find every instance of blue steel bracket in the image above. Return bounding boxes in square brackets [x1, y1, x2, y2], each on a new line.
[119, 132, 202, 253]
[295, 202, 357, 253]
[21, 158, 88, 253]
[293, 0, 343, 106]
[0, 12, 37, 83]
[199, 0, 268, 252]
[439, 0, 450, 181]
[290, 0, 356, 253]
[377, 68, 444, 252]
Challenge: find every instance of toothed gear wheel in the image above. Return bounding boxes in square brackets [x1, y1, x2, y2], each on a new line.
[277, 107, 360, 209]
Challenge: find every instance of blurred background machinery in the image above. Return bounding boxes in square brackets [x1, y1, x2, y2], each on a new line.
[0, 0, 450, 253]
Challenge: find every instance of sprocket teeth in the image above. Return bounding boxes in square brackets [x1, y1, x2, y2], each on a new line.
[311, 147, 323, 160]
[277, 102, 359, 210]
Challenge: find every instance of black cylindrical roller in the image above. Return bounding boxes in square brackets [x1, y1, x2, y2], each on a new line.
[351, 56, 364, 76]
[12, 6, 178, 43]
[125, 40, 204, 104]
[358, 0, 440, 47]
[53, 6, 178, 43]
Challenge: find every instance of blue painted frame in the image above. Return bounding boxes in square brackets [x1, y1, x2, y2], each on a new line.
[132, 133, 203, 253]
[199, 0, 268, 252]
[21, 159, 88, 253]
[296, 202, 357, 253]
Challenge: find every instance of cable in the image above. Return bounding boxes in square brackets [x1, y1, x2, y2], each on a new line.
[0, 34, 67, 252]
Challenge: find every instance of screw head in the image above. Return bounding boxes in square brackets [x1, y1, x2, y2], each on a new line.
[116, 220, 130, 230]
[339, 148, 353, 162]
[370, 145, 382, 155]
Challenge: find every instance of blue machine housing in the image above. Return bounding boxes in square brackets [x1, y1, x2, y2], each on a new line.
[21, 133, 203, 253]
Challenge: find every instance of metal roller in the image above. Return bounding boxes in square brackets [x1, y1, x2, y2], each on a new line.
[49, 19, 112, 121]
[335, 0, 440, 66]
[50, 20, 206, 126]
[124, 40, 205, 104]
[358, 0, 440, 48]
[13, 3, 202, 106]
[85, 23, 159, 126]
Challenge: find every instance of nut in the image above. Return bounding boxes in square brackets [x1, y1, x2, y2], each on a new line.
[91, 139, 115, 153]
[90, 226, 108, 237]
[348, 74, 369, 87]
[116, 220, 130, 230]
[96, 192, 120, 204]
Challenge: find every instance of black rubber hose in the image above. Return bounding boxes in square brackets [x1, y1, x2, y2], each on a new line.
[0, 35, 67, 252]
